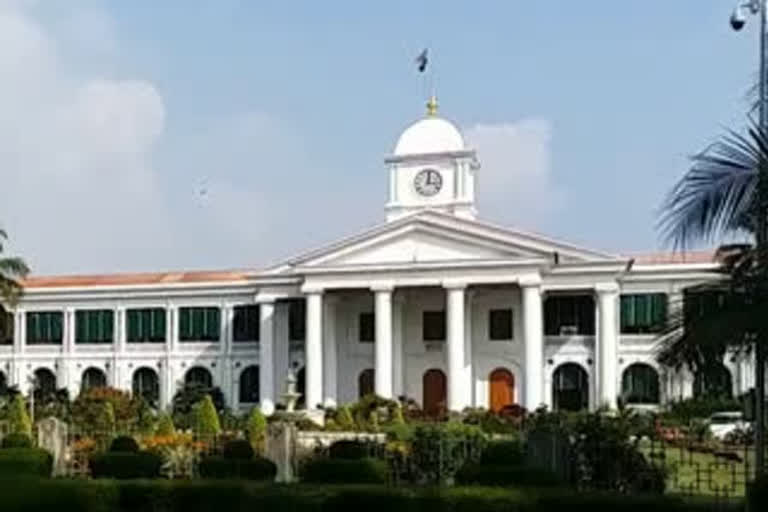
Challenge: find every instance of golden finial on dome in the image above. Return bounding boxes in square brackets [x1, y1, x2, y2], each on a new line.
[426, 95, 438, 117]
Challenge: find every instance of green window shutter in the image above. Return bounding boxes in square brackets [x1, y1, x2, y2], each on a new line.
[26, 314, 35, 343]
[105, 310, 114, 342]
[75, 311, 85, 343]
[179, 308, 190, 340]
[209, 308, 220, 340]
[127, 310, 137, 341]
[651, 294, 667, 327]
[52, 313, 63, 343]
[152, 309, 166, 341]
[42, 313, 51, 341]
[191, 309, 204, 339]
[88, 312, 99, 343]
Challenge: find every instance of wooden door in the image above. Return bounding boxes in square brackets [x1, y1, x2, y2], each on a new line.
[423, 369, 447, 417]
[489, 368, 515, 412]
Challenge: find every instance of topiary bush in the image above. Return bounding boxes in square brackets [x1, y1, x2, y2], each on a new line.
[7, 394, 32, 436]
[300, 457, 387, 484]
[109, 435, 139, 453]
[328, 440, 368, 460]
[89, 451, 162, 479]
[247, 407, 267, 454]
[1, 432, 33, 449]
[0, 448, 53, 477]
[222, 439, 254, 460]
[198, 455, 277, 480]
[455, 463, 562, 487]
[194, 395, 221, 438]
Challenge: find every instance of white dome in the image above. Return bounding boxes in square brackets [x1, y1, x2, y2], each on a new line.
[393, 117, 465, 156]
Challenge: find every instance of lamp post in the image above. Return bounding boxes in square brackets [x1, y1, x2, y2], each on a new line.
[731, 0, 767, 477]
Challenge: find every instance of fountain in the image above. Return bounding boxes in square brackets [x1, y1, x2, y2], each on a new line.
[266, 366, 302, 483]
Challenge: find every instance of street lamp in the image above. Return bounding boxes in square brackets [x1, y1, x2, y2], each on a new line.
[730, 0, 767, 478]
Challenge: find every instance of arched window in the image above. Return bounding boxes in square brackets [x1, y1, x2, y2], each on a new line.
[694, 364, 733, 398]
[81, 367, 107, 392]
[133, 367, 160, 406]
[184, 366, 213, 388]
[358, 368, 374, 398]
[239, 365, 260, 403]
[552, 363, 589, 412]
[621, 363, 660, 404]
[34, 368, 57, 396]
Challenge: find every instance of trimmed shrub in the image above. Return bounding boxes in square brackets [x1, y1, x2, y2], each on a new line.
[455, 463, 562, 487]
[194, 395, 221, 437]
[247, 407, 267, 454]
[1, 433, 33, 449]
[156, 412, 176, 436]
[328, 439, 368, 460]
[198, 456, 276, 480]
[335, 405, 356, 430]
[0, 448, 53, 477]
[7, 394, 32, 436]
[109, 436, 139, 453]
[300, 457, 387, 484]
[222, 439, 254, 460]
[479, 440, 525, 465]
[89, 451, 162, 479]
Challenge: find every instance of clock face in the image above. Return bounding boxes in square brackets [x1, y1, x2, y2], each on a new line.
[414, 169, 443, 197]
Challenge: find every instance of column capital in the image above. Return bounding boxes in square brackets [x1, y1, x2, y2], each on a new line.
[595, 282, 619, 295]
[442, 279, 468, 290]
[371, 281, 395, 293]
[300, 284, 324, 295]
[518, 274, 542, 288]
[254, 293, 279, 305]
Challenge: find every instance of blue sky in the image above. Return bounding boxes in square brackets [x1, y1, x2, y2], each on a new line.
[0, 1, 759, 274]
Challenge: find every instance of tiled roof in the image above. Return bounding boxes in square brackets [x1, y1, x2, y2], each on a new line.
[626, 251, 715, 265]
[22, 270, 252, 288]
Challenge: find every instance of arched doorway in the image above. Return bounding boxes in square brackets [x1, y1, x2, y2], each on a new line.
[34, 368, 57, 396]
[621, 363, 660, 404]
[423, 369, 447, 417]
[552, 363, 589, 412]
[358, 368, 374, 398]
[693, 364, 733, 398]
[81, 367, 107, 393]
[184, 366, 213, 388]
[489, 368, 515, 412]
[133, 367, 160, 406]
[239, 365, 260, 404]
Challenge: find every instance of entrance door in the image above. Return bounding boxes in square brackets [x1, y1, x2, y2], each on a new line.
[423, 369, 447, 417]
[552, 363, 589, 411]
[489, 368, 515, 412]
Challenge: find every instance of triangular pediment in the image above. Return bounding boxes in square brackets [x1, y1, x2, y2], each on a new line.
[268, 210, 617, 273]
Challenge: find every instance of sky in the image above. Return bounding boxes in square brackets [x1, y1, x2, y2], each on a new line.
[0, 0, 760, 275]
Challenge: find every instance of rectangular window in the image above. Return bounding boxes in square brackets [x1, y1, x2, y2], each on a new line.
[544, 295, 595, 336]
[423, 310, 446, 341]
[489, 309, 513, 340]
[621, 294, 667, 334]
[233, 305, 260, 342]
[178, 307, 220, 342]
[0, 310, 13, 345]
[26, 311, 63, 345]
[126, 308, 166, 343]
[75, 309, 114, 344]
[359, 312, 375, 343]
[288, 299, 305, 342]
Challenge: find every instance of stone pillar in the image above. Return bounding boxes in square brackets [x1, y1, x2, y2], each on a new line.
[323, 296, 338, 407]
[304, 290, 323, 410]
[166, 305, 176, 354]
[373, 284, 394, 399]
[274, 302, 290, 400]
[521, 275, 544, 410]
[392, 294, 405, 398]
[13, 309, 24, 354]
[258, 299, 276, 415]
[597, 282, 619, 408]
[445, 281, 468, 411]
[64, 307, 75, 353]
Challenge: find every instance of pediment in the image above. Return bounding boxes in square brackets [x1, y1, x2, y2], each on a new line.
[269, 210, 617, 272]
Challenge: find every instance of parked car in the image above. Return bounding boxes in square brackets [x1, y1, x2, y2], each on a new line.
[707, 411, 750, 440]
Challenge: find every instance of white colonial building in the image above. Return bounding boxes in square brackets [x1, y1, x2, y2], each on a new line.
[0, 99, 755, 416]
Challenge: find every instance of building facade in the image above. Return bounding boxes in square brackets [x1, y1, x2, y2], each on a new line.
[0, 101, 753, 415]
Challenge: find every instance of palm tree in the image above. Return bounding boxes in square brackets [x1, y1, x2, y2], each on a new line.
[657, 121, 768, 475]
[0, 228, 29, 306]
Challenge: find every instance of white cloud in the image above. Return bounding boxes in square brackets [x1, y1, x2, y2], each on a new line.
[465, 120, 565, 228]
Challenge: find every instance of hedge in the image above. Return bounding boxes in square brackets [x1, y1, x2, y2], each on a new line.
[0, 448, 53, 477]
[0, 481, 733, 512]
[1, 433, 34, 449]
[301, 457, 387, 484]
[109, 436, 139, 453]
[89, 452, 162, 479]
[479, 440, 525, 465]
[221, 439, 254, 460]
[198, 456, 276, 480]
[328, 439, 368, 460]
[455, 463, 562, 487]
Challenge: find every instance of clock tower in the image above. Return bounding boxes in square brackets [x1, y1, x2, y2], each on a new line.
[384, 96, 479, 222]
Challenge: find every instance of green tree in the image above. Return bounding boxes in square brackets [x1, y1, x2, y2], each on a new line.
[156, 412, 176, 436]
[8, 394, 32, 436]
[0, 228, 29, 306]
[194, 395, 221, 437]
[247, 407, 267, 454]
[335, 405, 355, 430]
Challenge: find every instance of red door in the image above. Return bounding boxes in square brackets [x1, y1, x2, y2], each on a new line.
[489, 368, 515, 413]
[423, 369, 447, 417]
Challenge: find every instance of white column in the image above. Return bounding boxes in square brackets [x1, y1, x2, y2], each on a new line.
[304, 290, 323, 410]
[258, 300, 276, 415]
[373, 284, 394, 399]
[13, 309, 24, 354]
[166, 306, 176, 354]
[597, 282, 619, 408]
[64, 307, 75, 353]
[521, 275, 544, 410]
[323, 296, 338, 407]
[463, 289, 474, 407]
[445, 281, 468, 411]
[274, 302, 290, 399]
[392, 294, 405, 398]
[115, 307, 126, 353]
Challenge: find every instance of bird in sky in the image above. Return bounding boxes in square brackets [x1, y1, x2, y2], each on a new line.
[415, 48, 428, 73]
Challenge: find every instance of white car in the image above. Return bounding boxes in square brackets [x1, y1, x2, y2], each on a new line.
[707, 411, 750, 440]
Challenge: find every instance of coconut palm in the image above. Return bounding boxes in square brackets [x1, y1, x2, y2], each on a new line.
[0, 228, 29, 306]
[657, 120, 768, 474]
